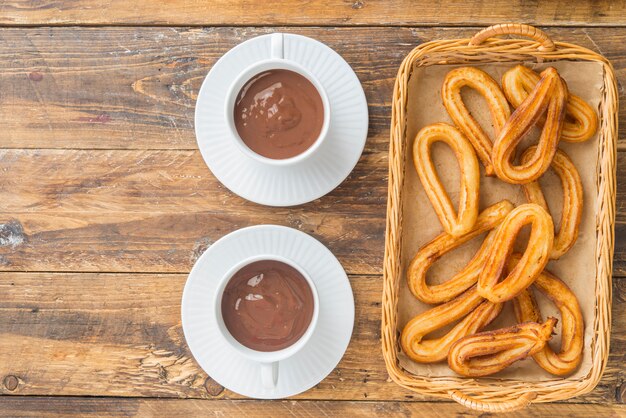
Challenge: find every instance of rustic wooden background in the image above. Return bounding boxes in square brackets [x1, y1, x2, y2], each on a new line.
[0, 1, 625, 417]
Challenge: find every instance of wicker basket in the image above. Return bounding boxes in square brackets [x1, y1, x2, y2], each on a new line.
[381, 24, 618, 412]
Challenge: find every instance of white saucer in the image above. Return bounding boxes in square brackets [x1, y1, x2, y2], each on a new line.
[181, 225, 355, 399]
[194, 33, 368, 206]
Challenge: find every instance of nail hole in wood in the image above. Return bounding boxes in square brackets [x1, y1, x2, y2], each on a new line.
[204, 376, 224, 397]
[3, 375, 19, 391]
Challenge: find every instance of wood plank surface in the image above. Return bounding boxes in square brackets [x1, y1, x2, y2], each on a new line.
[0, 1, 625, 27]
[0, 272, 623, 403]
[0, 149, 385, 214]
[0, 21, 624, 416]
[0, 27, 624, 151]
[0, 272, 398, 400]
[5, 148, 626, 275]
[1, 25, 625, 275]
[0, 397, 624, 418]
[0, 151, 385, 274]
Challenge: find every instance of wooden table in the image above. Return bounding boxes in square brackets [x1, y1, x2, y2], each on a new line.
[0, 2, 625, 417]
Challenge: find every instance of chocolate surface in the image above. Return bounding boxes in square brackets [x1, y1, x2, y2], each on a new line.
[221, 260, 314, 352]
[234, 69, 324, 159]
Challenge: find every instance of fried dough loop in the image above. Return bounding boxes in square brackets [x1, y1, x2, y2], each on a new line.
[512, 257, 584, 376]
[407, 200, 514, 304]
[400, 65, 588, 378]
[413, 123, 481, 237]
[477, 203, 554, 303]
[442, 67, 512, 176]
[492, 67, 568, 184]
[401, 287, 502, 363]
[447, 318, 557, 377]
[521, 146, 583, 259]
[502, 65, 598, 143]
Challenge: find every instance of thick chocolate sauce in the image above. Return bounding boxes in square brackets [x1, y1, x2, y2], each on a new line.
[221, 260, 314, 352]
[234, 69, 324, 159]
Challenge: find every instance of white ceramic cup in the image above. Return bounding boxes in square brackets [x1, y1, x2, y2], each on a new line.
[214, 254, 320, 389]
[224, 33, 331, 166]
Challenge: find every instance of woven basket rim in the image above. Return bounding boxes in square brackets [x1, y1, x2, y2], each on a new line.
[381, 34, 618, 412]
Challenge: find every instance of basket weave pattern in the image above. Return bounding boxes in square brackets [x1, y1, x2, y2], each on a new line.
[381, 25, 618, 412]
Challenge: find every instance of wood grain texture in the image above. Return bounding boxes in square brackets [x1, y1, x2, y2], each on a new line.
[0, 23, 624, 414]
[0, 397, 624, 418]
[5, 147, 626, 274]
[0, 150, 385, 214]
[0, 26, 624, 275]
[1, 1, 625, 27]
[0, 27, 624, 150]
[0, 211, 384, 274]
[612, 154, 626, 277]
[0, 150, 386, 274]
[0, 273, 400, 400]
[0, 272, 623, 403]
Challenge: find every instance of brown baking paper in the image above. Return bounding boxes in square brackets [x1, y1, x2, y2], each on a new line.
[397, 61, 604, 380]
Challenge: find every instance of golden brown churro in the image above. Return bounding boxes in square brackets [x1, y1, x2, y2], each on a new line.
[401, 287, 502, 363]
[512, 258, 584, 376]
[400, 64, 588, 378]
[502, 65, 598, 143]
[408, 200, 514, 304]
[521, 146, 583, 259]
[477, 203, 554, 303]
[442, 67, 511, 176]
[447, 318, 557, 377]
[413, 123, 480, 236]
[492, 67, 568, 184]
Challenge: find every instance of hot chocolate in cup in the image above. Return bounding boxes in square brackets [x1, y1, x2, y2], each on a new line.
[224, 33, 331, 166]
[214, 254, 320, 389]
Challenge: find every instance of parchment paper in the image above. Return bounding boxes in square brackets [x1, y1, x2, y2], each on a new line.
[397, 61, 604, 380]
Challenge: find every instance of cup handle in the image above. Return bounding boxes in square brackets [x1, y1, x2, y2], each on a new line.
[271, 33, 284, 59]
[261, 361, 279, 389]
